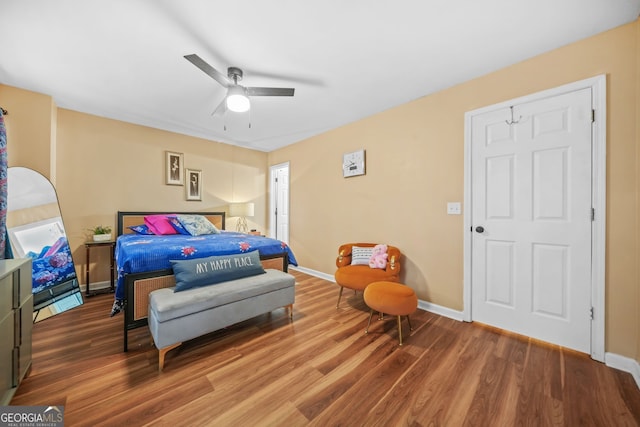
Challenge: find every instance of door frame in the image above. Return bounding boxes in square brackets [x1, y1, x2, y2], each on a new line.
[462, 75, 607, 361]
[269, 161, 290, 242]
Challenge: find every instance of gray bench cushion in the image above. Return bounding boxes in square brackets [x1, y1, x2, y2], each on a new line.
[149, 269, 295, 323]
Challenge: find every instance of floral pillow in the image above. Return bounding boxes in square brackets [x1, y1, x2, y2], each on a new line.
[177, 214, 220, 236]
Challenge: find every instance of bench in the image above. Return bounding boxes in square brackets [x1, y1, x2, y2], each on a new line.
[148, 269, 295, 370]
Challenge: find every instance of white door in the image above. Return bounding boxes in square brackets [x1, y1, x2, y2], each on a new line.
[471, 88, 593, 353]
[270, 163, 290, 243]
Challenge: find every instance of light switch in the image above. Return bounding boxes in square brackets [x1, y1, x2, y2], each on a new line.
[447, 202, 461, 215]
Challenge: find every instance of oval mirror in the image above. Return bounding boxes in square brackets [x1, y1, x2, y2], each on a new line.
[6, 167, 83, 322]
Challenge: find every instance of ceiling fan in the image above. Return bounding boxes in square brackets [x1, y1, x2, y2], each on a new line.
[184, 54, 295, 115]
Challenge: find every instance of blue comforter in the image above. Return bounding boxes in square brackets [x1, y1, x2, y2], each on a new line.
[113, 231, 297, 301]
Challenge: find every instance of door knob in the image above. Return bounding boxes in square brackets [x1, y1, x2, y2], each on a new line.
[475, 226, 485, 233]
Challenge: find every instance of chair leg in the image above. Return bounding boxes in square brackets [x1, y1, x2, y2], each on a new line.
[397, 315, 403, 346]
[365, 309, 374, 334]
[336, 286, 344, 308]
[407, 315, 413, 331]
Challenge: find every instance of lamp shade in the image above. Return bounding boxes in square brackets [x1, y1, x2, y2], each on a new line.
[229, 202, 254, 217]
[226, 86, 250, 112]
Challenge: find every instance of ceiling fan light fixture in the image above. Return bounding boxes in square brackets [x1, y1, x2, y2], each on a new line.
[226, 86, 250, 112]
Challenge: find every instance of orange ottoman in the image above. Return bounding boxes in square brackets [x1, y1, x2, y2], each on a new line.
[363, 281, 418, 346]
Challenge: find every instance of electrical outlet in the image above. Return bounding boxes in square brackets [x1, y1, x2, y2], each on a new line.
[447, 202, 461, 215]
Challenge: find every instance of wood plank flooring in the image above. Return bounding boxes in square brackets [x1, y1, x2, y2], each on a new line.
[11, 270, 640, 426]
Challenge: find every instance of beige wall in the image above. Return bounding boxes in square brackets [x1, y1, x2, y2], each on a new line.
[0, 85, 55, 177]
[269, 20, 640, 360]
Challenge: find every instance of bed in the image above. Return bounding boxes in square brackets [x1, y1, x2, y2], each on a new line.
[112, 211, 298, 351]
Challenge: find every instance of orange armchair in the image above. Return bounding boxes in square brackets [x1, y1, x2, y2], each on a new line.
[334, 243, 401, 308]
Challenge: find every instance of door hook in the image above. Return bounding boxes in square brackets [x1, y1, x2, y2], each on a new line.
[505, 106, 521, 125]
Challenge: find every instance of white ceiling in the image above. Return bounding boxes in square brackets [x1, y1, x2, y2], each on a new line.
[1, 1, 639, 152]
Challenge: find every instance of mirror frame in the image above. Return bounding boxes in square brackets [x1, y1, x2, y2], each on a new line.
[6, 167, 83, 322]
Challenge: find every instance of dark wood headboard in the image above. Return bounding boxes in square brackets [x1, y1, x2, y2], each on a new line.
[117, 211, 226, 235]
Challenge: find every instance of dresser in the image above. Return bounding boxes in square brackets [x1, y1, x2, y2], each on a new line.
[0, 258, 32, 405]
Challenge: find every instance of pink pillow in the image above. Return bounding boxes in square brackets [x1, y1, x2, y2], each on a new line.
[368, 244, 388, 269]
[144, 215, 178, 235]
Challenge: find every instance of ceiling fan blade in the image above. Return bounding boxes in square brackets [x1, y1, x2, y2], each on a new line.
[211, 96, 227, 116]
[184, 54, 231, 88]
[246, 87, 295, 97]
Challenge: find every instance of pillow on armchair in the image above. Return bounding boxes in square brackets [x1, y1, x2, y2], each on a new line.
[351, 246, 374, 265]
[368, 244, 388, 269]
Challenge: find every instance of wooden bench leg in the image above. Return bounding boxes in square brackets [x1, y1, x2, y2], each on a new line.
[158, 342, 182, 371]
[285, 304, 294, 319]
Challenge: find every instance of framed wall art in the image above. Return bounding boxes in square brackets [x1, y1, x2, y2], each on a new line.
[186, 168, 202, 201]
[166, 151, 184, 185]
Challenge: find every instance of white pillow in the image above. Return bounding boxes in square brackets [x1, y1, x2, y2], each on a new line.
[351, 246, 374, 265]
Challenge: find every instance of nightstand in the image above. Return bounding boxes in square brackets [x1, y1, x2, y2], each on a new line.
[85, 240, 116, 296]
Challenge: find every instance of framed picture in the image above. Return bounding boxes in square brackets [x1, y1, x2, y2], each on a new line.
[185, 169, 202, 201]
[166, 151, 184, 185]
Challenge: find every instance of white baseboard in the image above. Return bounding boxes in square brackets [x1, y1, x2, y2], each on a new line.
[289, 266, 465, 322]
[289, 266, 335, 282]
[605, 352, 640, 390]
[418, 300, 465, 322]
[80, 280, 111, 293]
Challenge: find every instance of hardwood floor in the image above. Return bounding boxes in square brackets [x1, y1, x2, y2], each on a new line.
[11, 270, 640, 426]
